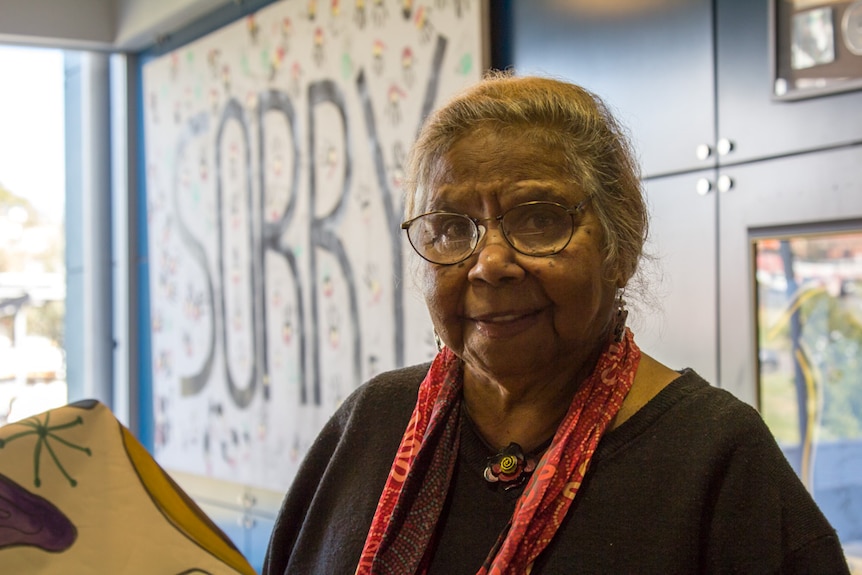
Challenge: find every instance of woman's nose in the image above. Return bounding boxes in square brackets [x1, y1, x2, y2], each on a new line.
[467, 225, 525, 284]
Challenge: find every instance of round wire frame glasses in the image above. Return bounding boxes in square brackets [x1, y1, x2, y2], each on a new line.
[401, 199, 590, 265]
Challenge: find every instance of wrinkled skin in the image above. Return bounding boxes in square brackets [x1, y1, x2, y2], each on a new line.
[418, 127, 619, 441]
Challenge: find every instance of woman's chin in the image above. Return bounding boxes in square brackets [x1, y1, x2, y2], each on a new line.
[463, 333, 558, 378]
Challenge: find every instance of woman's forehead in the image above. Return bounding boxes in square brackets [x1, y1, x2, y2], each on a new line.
[425, 178, 574, 205]
[436, 131, 567, 177]
[423, 143, 576, 205]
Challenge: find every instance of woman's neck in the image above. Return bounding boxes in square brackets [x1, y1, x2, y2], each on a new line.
[461, 359, 595, 453]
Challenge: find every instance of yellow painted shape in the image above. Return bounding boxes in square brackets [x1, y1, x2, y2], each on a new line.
[120, 426, 257, 575]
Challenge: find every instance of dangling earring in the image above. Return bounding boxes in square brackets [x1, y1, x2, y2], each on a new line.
[434, 331, 444, 351]
[613, 291, 628, 343]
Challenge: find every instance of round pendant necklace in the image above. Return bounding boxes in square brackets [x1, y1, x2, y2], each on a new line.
[483, 442, 539, 491]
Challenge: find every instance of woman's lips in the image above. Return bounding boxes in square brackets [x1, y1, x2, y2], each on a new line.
[469, 309, 544, 338]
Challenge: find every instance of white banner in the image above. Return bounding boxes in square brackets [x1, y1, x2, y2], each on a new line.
[142, 0, 485, 490]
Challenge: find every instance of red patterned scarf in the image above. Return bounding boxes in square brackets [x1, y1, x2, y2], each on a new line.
[356, 329, 641, 575]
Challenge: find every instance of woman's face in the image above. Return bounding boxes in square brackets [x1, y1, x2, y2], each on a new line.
[418, 127, 618, 383]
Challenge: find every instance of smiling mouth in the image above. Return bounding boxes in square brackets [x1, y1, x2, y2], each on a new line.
[469, 309, 544, 337]
[474, 312, 533, 323]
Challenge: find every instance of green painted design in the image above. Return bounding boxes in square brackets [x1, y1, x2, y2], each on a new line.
[0, 411, 92, 488]
[457, 53, 473, 75]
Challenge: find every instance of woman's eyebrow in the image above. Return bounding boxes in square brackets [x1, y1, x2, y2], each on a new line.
[423, 188, 476, 212]
[507, 182, 576, 203]
[423, 180, 577, 212]
[423, 195, 464, 211]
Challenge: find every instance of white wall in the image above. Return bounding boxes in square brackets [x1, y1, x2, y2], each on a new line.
[0, 0, 114, 49]
[113, 0, 231, 50]
[0, 0, 231, 51]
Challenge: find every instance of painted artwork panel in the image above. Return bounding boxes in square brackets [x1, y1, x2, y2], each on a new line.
[142, 0, 485, 491]
[0, 401, 256, 574]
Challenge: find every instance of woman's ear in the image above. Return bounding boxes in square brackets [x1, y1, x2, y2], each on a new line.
[604, 260, 629, 292]
[613, 255, 638, 291]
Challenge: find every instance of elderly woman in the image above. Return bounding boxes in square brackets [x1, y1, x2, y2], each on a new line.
[263, 74, 849, 574]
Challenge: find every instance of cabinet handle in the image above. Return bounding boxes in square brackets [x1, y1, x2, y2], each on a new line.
[717, 138, 734, 156]
[696, 178, 713, 196]
[695, 144, 712, 161]
[717, 174, 734, 193]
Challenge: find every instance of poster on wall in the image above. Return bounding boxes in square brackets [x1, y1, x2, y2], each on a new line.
[142, 0, 486, 491]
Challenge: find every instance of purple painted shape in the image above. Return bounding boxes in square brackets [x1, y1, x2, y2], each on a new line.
[0, 472, 76, 552]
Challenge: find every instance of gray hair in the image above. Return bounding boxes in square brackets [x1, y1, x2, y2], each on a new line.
[403, 71, 649, 288]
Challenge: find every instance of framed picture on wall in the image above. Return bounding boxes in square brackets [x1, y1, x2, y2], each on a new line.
[770, 0, 862, 100]
[752, 226, 862, 552]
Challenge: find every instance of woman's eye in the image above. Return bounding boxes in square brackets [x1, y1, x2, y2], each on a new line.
[439, 217, 473, 239]
[527, 213, 555, 230]
[515, 206, 564, 232]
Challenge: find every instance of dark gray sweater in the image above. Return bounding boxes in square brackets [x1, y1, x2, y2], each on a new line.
[263, 365, 850, 574]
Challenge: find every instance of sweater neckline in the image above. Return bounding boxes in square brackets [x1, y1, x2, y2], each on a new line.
[457, 369, 707, 483]
[595, 368, 706, 457]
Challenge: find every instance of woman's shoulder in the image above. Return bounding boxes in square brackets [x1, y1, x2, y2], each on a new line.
[263, 363, 432, 575]
[345, 362, 430, 407]
[669, 369, 765, 422]
[301, 362, 431, 462]
[332, 362, 431, 427]
[606, 367, 774, 453]
[654, 369, 768, 431]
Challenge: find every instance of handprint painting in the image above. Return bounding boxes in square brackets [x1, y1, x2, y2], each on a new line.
[0, 400, 254, 574]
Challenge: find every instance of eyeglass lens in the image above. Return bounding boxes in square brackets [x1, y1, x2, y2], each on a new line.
[404, 202, 577, 265]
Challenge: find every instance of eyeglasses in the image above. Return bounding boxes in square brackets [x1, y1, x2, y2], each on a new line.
[401, 199, 590, 265]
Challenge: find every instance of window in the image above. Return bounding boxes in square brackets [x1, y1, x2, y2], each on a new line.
[0, 45, 67, 424]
